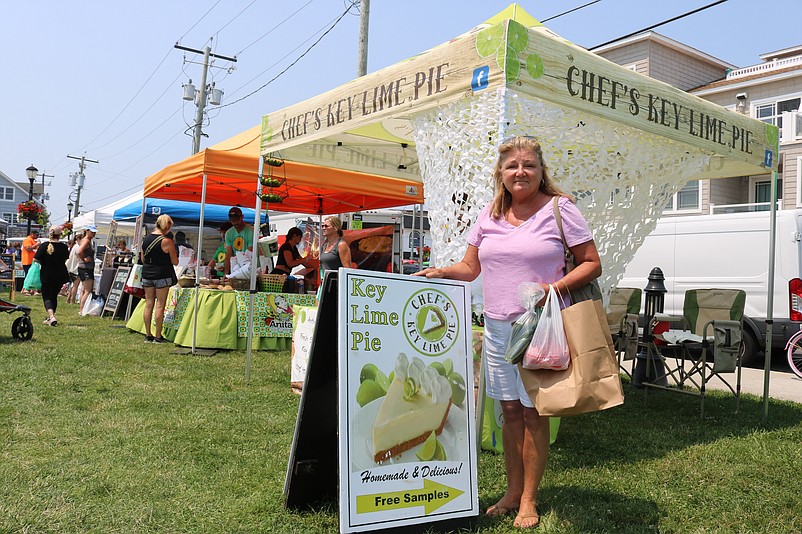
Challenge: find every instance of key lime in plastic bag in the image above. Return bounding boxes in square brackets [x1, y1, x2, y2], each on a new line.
[504, 282, 545, 364]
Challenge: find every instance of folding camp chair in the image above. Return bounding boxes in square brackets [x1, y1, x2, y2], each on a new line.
[607, 287, 642, 378]
[643, 288, 746, 418]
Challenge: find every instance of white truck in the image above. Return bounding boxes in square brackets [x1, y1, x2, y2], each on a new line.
[617, 208, 802, 364]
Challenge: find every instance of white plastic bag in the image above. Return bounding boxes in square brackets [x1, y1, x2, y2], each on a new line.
[522, 285, 570, 370]
[505, 282, 545, 364]
[81, 293, 105, 317]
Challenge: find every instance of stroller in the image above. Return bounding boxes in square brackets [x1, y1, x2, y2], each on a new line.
[1, 294, 33, 341]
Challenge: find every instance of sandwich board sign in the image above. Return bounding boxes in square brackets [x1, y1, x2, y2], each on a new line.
[338, 269, 477, 532]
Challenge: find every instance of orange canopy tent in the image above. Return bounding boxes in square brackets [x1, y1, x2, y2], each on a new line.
[142, 125, 424, 214]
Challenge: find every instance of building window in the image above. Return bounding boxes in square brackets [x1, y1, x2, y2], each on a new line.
[0, 187, 13, 201]
[753, 178, 782, 211]
[2, 212, 20, 224]
[756, 97, 801, 135]
[664, 180, 700, 212]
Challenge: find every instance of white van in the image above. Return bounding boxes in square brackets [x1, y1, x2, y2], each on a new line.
[617, 208, 802, 364]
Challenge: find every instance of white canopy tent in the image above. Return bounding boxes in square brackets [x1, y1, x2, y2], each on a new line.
[257, 4, 779, 414]
[72, 192, 141, 241]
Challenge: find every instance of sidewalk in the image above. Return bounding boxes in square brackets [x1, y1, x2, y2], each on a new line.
[709, 365, 802, 404]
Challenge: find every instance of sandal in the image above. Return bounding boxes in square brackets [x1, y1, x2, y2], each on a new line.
[513, 512, 540, 529]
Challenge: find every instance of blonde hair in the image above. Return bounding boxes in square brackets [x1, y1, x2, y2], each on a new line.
[155, 214, 174, 232]
[325, 216, 344, 237]
[490, 136, 571, 219]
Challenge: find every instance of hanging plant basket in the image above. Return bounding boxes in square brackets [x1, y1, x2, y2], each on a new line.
[264, 156, 285, 167]
[17, 200, 43, 221]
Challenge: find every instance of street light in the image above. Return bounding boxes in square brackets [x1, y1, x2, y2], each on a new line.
[25, 165, 38, 235]
[67, 201, 74, 222]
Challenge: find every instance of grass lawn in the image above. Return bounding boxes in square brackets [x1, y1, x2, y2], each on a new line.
[1, 292, 802, 533]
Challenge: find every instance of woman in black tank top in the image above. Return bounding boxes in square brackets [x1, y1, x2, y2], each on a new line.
[319, 216, 351, 274]
[140, 214, 179, 343]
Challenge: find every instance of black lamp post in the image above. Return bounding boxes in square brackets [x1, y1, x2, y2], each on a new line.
[25, 165, 38, 235]
[67, 201, 74, 222]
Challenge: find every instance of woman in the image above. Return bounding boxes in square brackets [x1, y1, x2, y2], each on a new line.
[76, 225, 97, 312]
[319, 216, 351, 274]
[271, 227, 311, 275]
[33, 226, 70, 326]
[415, 136, 601, 529]
[140, 214, 179, 343]
[65, 231, 83, 304]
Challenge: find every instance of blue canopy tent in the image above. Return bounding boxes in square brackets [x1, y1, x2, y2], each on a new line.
[113, 198, 267, 227]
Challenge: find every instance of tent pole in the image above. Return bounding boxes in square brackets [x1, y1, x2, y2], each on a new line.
[245, 157, 264, 383]
[763, 169, 778, 421]
[124, 197, 148, 322]
[191, 172, 209, 355]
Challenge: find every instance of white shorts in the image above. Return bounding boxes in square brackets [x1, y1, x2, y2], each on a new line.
[482, 315, 534, 408]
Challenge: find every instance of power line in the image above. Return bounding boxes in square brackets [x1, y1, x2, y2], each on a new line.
[235, 0, 315, 56]
[589, 0, 729, 50]
[542, 0, 602, 23]
[217, 0, 358, 110]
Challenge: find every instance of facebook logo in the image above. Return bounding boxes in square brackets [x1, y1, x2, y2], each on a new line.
[472, 66, 490, 92]
[764, 150, 773, 168]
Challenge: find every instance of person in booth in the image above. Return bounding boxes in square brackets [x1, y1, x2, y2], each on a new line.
[414, 136, 601, 529]
[224, 206, 253, 276]
[206, 222, 232, 279]
[319, 216, 352, 275]
[270, 227, 313, 275]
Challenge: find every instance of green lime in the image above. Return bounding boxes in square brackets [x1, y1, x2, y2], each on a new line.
[526, 53, 544, 79]
[497, 45, 520, 84]
[356, 379, 385, 407]
[448, 372, 466, 407]
[443, 359, 453, 376]
[374, 369, 389, 394]
[430, 361, 447, 377]
[433, 440, 447, 461]
[765, 123, 779, 151]
[388, 370, 394, 384]
[507, 21, 529, 53]
[416, 431, 437, 461]
[360, 363, 379, 383]
[476, 24, 504, 58]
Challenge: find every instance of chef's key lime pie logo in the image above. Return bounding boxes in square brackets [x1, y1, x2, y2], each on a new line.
[403, 288, 459, 357]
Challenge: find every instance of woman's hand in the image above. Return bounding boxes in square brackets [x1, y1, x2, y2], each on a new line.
[412, 267, 446, 278]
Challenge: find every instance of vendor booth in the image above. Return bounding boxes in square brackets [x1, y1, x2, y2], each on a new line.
[256, 4, 780, 530]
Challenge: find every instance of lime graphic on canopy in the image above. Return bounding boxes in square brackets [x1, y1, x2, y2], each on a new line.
[403, 289, 459, 357]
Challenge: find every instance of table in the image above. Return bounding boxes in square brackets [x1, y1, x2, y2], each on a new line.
[126, 287, 316, 350]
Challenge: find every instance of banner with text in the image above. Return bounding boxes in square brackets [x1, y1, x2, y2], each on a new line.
[338, 269, 477, 532]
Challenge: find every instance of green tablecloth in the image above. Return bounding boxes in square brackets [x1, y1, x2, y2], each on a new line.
[126, 287, 316, 350]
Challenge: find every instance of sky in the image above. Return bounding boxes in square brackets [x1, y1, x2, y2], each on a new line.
[2, 0, 797, 224]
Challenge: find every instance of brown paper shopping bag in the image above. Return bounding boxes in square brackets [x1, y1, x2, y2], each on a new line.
[520, 296, 624, 416]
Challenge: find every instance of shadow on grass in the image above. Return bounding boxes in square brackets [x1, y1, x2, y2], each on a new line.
[552, 381, 802, 470]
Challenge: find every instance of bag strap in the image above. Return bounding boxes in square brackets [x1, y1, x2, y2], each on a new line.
[144, 235, 164, 256]
[552, 196, 575, 274]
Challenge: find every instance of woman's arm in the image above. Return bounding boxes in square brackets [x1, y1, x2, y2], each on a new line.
[337, 240, 352, 268]
[76, 238, 90, 262]
[161, 237, 179, 266]
[413, 245, 481, 282]
[552, 240, 602, 295]
[283, 247, 306, 269]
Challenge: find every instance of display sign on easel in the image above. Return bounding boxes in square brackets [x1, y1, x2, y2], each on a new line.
[338, 269, 477, 533]
[103, 264, 131, 318]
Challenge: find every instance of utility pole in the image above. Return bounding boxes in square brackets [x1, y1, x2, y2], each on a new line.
[175, 43, 237, 154]
[357, 0, 370, 77]
[37, 170, 54, 203]
[67, 154, 98, 218]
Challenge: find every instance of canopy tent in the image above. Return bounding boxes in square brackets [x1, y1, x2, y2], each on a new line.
[142, 125, 424, 214]
[72, 191, 142, 238]
[112, 197, 267, 227]
[258, 4, 779, 413]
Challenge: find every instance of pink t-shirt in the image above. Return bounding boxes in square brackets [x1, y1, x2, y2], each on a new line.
[466, 196, 593, 321]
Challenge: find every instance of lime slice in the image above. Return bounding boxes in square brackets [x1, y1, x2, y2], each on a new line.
[374, 369, 389, 394]
[356, 379, 385, 407]
[476, 24, 504, 58]
[416, 431, 437, 461]
[430, 361, 447, 377]
[497, 45, 520, 84]
[433, 440, 447, 461]
[448, 372, 466, 407]
[507, 21, 529, 54]
[526, 53, 544, 80]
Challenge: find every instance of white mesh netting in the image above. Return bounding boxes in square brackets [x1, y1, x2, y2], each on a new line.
[412, 87, 711, 295]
